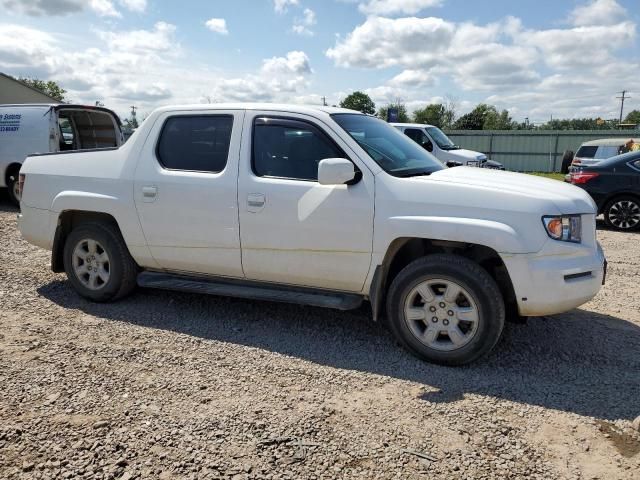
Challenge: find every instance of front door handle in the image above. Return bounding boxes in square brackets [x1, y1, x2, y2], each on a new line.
[142, 185, 158, 202]
[247, 193, 265, 212]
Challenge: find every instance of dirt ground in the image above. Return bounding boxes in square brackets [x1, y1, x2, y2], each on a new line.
[1, 192, 639, 480]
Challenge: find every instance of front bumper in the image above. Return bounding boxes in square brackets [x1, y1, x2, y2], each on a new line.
[502, 241, 606, 317]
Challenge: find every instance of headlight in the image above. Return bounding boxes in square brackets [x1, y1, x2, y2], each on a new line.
[542, 215, 581, 243]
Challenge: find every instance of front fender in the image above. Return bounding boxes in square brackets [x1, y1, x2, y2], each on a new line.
[384, 216, 541, 254]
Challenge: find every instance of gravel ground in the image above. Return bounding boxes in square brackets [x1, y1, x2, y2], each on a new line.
[1, 191, 639, 480]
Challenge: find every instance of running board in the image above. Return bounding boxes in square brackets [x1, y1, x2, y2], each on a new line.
[137, 271, 363, 311]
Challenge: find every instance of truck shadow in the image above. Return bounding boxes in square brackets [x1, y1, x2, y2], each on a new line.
[38, 280, 640, 422]
[0, 190, 18, 213]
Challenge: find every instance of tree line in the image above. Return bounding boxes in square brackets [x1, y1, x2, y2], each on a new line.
[339, 91, 640, 131]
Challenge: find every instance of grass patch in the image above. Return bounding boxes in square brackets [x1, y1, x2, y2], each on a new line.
[525, 172, 566, 181]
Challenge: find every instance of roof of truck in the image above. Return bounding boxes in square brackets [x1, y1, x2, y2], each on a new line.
[390, 122, 437, 128]
[581, 138, 639, 147]
[151, 103, 361, 116]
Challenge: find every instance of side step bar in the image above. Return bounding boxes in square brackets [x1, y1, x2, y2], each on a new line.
[137, 271, 363, 311]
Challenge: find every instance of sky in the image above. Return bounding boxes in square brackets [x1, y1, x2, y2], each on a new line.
[0, 0, 638, 123]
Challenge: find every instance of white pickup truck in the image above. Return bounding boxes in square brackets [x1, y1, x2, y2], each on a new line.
[17, 104, 606, 365]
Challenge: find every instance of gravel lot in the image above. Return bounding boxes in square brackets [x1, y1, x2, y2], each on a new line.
[1, 191, 639, 480]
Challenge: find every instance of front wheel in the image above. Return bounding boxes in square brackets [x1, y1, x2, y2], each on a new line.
[603, 196, 640, 231]
[386, 254, 505, 366]
[63, 222, 138, 302]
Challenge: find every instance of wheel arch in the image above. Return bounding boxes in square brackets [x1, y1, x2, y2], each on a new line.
[370, 237, 518, 322]
[600, 191, 640, 214]
[51, 210, 125, 273]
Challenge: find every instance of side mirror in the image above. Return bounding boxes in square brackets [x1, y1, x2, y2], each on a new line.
[446, 160, 463, 168]
[318, 158, 358, 185]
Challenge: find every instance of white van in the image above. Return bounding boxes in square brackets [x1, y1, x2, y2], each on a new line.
[0, 104, 124, 205]
[391, 123, 504, 170]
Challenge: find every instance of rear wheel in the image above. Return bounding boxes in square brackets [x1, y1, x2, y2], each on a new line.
[63, 222, 138, 302]
[7, 172, 20, 206]
[386, 254, 505, 366]
[603, 196, 640, 231]
[561, 150, 574, 174]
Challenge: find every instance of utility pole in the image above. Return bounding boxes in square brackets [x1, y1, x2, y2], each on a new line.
[617, 90, 630, 123]
[321, 96, 327, 107]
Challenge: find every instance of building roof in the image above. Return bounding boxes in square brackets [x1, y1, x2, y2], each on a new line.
[0, 72, 64, 104]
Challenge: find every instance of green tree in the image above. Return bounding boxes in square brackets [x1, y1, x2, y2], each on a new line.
[454, 103, 514, 130]
[413, 103, 446, 127]
[624, 110, 640, 125]
[538, 118, 616, 130]
[18, 77, 66, 101]
[339, 91, 376, 115]
[377, 101, 409, 122]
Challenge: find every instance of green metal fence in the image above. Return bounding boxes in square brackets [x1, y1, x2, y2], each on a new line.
[444, 130, 639, 172]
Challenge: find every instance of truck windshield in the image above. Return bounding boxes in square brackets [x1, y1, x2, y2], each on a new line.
[426, 126, 459, 150]
[332, 114, 444, 177]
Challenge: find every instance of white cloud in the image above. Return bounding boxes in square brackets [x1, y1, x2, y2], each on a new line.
[326, 16, 455, 68]
[89, 0, 120, 17]
[261, 50, 311, 75]
[326, 2, 639, 120]
[0, 22, 314, 117]
[1, 0, 145, 16]
[388, 69, 434, 88]
[359, 0, 443, 16]
[98, 21, 177, 53]
[569, 0, 626, 26]
[273, 0, 298, 14]
[292, 8, 316, 36]
[205, 18, 228, 35]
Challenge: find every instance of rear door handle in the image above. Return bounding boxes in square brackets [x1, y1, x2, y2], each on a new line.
[247, 193, 265, 212]
[142, 185, 158, 202]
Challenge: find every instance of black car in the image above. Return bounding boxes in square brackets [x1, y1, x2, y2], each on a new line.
[567, 150, 640, 231]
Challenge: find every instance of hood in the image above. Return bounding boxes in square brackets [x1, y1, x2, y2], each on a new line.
[443, 148, 484, 161]
[429, 167, 596, 214]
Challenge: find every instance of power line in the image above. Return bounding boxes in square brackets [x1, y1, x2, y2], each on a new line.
[616, 90, 630, 123]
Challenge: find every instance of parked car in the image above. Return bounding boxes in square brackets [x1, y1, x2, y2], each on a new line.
[568, 150, 640, 231]
[569, 138, 639, 171]
[17, 104, 605, 365]
[0, 103, 124, 205]
[391, 123, 505, 169]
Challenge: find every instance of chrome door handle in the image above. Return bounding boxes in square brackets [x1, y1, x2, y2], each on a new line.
[247, 193, 265, 212]
[142, 186, 157, 202]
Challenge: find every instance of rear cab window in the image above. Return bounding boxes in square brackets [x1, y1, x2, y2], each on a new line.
[56, 107, 122, 150]
[576, 146, 598, 159]
[156, 115, 233, 173]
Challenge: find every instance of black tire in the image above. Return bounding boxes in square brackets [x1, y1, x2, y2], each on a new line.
[603, 195, 640, 231]
[7, 173, 20, 206]
[63, 222, 138, 302]
[560, 150, 574, 174]
[386, 254, 505, 366]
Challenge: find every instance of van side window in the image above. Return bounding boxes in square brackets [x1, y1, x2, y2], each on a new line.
[252, 118, 344, 181]
[157, 115, 233, 173]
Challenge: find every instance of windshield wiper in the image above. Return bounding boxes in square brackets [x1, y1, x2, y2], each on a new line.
[396, 170, 433, 178]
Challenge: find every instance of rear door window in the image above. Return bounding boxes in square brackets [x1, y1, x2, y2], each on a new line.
[157, 115, 233, 173]
[594, 146, 619, 159]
